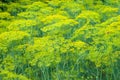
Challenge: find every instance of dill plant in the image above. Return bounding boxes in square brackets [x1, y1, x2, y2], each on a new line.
[0, 0, 120, 80]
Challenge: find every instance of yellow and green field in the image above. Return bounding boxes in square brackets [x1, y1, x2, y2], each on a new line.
[0, 0, 120, 80]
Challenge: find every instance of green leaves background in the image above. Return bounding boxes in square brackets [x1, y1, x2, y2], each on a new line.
[0, 0, 120, 80]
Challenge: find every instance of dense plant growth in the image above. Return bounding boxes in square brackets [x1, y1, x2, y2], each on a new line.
[0, 0, 120, 80]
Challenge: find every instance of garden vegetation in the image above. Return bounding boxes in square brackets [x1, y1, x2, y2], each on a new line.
[0, 0, 120, 80]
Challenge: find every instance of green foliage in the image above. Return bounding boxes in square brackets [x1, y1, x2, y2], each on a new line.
[0, 0, 19, 3]
[0, 12, 12, 20]
[76, 10, 101, 25]
[0, 31, 29, 54]
[0, 70, 30, 80]
[6, 3, 25, 16]
[25, 1, 48, 11]
[0, 0, 120, 80]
